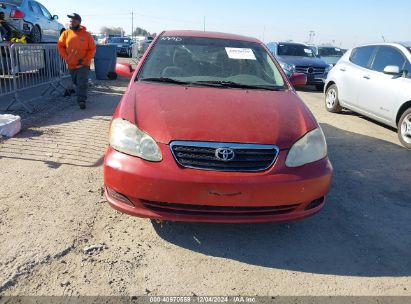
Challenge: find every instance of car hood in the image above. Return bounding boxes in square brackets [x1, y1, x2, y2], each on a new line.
[120, 83, 319, 149]
[277, 56, 328, 67]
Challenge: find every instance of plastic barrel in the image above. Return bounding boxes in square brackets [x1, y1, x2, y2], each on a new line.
[94, 45, 117, 80]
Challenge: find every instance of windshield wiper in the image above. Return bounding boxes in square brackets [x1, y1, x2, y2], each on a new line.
[194, 80, 284, 91]
[139, 77, 191, 85]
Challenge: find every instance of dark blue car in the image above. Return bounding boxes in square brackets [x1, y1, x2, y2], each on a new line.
[267, 42, 332, 91]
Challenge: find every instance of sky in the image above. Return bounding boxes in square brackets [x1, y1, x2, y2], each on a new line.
[39, 0, 411, 48]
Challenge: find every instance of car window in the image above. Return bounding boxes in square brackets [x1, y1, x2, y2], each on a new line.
[318, 47, 345, 57]
[37, 2, 52, 19]
[28, 1, 41, 14]
[371, 46, 406, 72]
[349, 46, 376, 68]
[277, 44, 315, 58]
[5, 0, 23, 5]
[138, 36, 286, 89]
[110, 38, 131, 44]
[405, 62, 411, 78]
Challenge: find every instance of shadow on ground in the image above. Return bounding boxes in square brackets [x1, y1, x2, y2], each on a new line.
[152, 124, 411, 277]
[296, 86, 323, 93]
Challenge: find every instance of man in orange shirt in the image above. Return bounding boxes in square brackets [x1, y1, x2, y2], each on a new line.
[58, 13, 96, 109]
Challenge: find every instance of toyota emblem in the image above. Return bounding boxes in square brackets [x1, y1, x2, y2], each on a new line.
[215, 148, 236, 161]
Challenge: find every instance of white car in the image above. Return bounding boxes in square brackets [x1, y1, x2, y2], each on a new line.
[324, 42, 411, 149]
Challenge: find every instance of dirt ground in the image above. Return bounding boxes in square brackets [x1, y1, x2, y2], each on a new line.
[0, 65, 410, 296]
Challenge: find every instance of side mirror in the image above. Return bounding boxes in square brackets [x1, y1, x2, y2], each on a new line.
[53, 15, 59, 20]
[115, 63, 134, 79]
[290, 73, 307, 87]
[383, 65, 401, 75]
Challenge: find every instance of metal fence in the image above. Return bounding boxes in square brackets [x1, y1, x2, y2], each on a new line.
[0, 43, 69, 113]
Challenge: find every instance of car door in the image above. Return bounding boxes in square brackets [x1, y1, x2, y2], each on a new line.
[356, 46, 407, 122]
[28, 1, 48, 40]
[336, 46, 377, 107]
[36, 2, 56, 41]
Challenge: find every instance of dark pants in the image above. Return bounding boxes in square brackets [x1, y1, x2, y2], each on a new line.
[69, 66, 90, 103]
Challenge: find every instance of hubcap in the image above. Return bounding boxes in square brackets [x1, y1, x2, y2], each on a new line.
[401, 113, 411, 144]
[326, 89, 337, 109]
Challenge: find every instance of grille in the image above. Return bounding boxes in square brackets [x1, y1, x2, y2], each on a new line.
[295, 66, 326, 75]
[170, 141, 280, 172]
[142, 200, 300, 217]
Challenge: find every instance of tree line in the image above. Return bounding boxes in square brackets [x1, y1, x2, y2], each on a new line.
[100, 26, 156, 37]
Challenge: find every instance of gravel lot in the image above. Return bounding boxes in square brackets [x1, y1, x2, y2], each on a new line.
[0, 64, 410, 296]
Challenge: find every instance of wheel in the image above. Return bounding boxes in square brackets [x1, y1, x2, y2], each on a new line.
[316, 84, 325, 91]
[128, 49, 132, 58]
[29, 25, 42, 43]
[325, 84, 343, 113]
[398, 108, 411, 150]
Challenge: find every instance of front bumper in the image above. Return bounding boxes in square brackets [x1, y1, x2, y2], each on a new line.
[104, 145, 333, 223]
[116, 48, 130, 55]
[306, 73, 328, 85]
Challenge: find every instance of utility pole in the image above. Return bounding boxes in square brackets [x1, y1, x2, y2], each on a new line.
[203, 16, 206, 32]
[132, 11, 134, 38]
[308, 30, 316, 44]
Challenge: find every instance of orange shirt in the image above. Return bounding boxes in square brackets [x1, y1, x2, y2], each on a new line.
[58, 26, 96, 70]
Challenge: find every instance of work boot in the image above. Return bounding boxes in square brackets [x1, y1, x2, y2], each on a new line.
[79, 101, 86, 110]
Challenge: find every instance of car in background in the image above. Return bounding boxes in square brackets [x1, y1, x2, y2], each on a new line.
[132, 36, 145, 44]
[108, 36, 133, 57]
[267, 42, 331, 91]
[0, 0, 64, 42]
[136, 36, 154, 56]
[317, 45, 346, 66]
[105, 30, 333, 223]
[325, 42, 411, 149]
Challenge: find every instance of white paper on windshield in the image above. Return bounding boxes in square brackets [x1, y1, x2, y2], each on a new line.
[335, 48, 341, 51]
[304, 48, 313, 54]
[225, 48, 256, 60]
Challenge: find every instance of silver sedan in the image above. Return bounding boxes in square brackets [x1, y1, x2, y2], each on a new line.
[0, 0, 65, 42]
[324, 42, 411, 149]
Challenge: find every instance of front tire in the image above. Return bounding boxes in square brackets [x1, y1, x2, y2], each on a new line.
[398, 108, 411, 150]
[325, 84, 343, 113]
[29, 25, 42, 43]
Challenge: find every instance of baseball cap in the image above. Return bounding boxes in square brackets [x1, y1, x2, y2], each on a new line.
[67, 13, 82, 22]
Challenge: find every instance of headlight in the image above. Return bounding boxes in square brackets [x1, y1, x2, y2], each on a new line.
[286, 128, 327, 167]
[325, 64, 334, 73]
[280, 62, 296, 73]
[109, 118, 162, 162]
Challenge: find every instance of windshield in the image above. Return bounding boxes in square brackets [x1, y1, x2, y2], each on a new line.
[2, 0, 23, 5]
[318, 47, 345, 57]
[110, 38, 131, 44]
[138, 36, 286, 89]
[278, 44, 316, 58]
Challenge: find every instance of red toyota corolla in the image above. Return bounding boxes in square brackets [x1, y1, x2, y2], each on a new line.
[104, 30, 333, 223]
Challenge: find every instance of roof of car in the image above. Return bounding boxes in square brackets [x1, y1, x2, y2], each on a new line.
[161, 30, 261, 43]
[399, 41, 411, 48]
[277, 42, 308, 46]
[355, 42, 410, 49]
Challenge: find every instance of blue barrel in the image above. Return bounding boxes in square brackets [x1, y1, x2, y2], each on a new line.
[94, 45, 117, 80]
